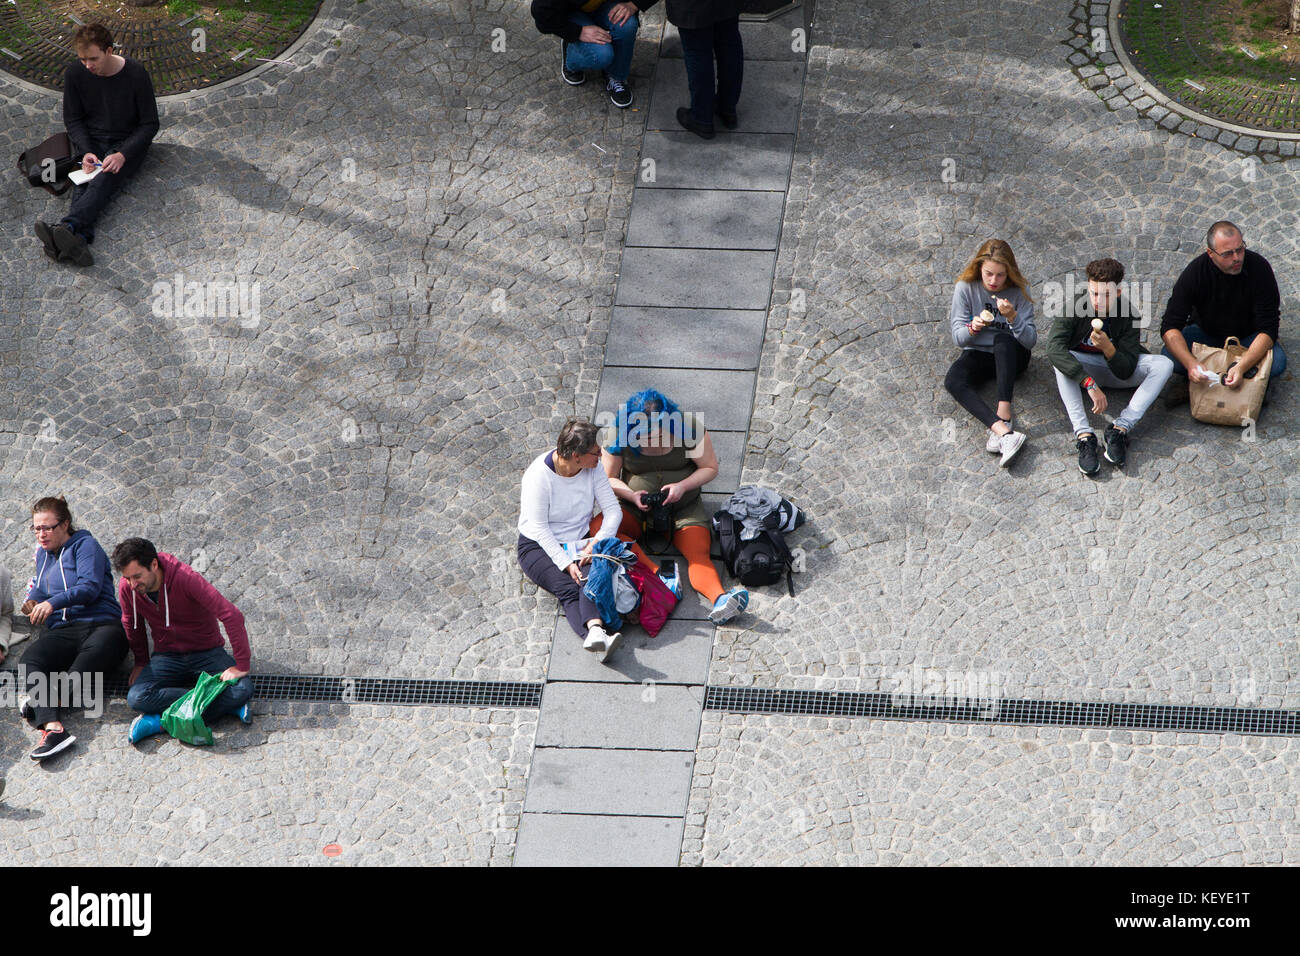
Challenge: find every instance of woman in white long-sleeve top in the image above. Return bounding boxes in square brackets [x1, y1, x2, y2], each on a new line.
[944, 238, 1038, 467]
[517, 418, 625, 661]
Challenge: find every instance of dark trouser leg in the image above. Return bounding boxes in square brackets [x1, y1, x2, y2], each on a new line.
[21, 620, 126, 727]
[517, 535, 600, 638]
[991, 331, 1032, 404]
[712, 17, 744, 114]
[944, 349, 999, 428]
[679, 25, 717, 128]
[63, 147, 145, 243]
[20, 625, 80, 728]
[128, 648, 251, 720]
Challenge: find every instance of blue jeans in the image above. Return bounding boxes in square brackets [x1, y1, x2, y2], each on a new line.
[565, 3, 639, 83]
[127, 647, 252, 720]
[61, 138, 147, 244]
[679, 17, 744, 127]
[1162, 325, 1287, 378]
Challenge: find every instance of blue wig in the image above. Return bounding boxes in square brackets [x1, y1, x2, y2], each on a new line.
[606, 388, 682, 456]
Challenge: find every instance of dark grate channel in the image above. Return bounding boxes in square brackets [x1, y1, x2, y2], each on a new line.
[4, 669, 542, 710]
[705, 686, 1300, 737]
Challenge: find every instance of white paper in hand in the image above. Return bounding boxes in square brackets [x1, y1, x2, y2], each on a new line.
[67, 167, 101, 185]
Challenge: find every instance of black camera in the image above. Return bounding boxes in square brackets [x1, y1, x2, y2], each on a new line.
[642, 491, 674, 537]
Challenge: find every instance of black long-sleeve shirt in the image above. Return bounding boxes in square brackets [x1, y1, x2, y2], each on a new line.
[1159, 249, 1281, 343]
[531, 0, 660, 41]
[62, 57, 159, 163]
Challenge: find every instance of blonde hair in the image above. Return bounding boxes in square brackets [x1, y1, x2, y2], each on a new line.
[956, 239, 1033, 302]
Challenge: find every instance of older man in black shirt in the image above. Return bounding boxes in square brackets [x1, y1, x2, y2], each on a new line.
[33, 23, 159, 267]
[1160, 221, 1287, 395]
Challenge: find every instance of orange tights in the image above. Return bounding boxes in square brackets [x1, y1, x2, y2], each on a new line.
[587, 509, 725, 603]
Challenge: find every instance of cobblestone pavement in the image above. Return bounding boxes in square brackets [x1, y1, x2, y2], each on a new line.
[0, 0, 1295, 866]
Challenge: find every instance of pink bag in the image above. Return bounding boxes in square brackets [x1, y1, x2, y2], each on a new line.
[627, 564, 678, 637]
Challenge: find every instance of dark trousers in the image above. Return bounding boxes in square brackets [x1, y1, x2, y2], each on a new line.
[127, 647, 252, 720]
[517, 534, 600, 638]
[679, 17, 744, 127]
[62, 138, 147, 243]
[20, 619, 128, 727]
[944, 332, 1032, 428]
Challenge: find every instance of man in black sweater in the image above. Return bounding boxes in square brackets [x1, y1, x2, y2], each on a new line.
[34, 23, 159, 267]
[1160, 221, 1287, 401]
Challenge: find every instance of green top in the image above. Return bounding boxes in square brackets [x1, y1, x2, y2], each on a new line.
[608, 412, 710, 529]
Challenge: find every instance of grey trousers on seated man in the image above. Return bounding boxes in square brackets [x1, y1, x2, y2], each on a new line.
[1053, 350, 1175, 436]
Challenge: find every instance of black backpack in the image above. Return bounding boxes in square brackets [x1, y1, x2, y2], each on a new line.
[713, 501, 802, 596]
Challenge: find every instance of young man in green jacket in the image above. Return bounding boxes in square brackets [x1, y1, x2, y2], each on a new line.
[1045, 258, 1174, 475]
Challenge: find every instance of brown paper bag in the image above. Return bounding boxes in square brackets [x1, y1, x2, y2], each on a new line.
[1188, 336, 1271, 425]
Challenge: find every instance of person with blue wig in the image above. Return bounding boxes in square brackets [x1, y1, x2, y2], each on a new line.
[599, 388, 750, 625]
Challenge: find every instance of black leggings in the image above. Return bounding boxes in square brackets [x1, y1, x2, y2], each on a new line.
[517, 534, 601, 639]
[20, 619, 128, 727]
[944, 333, 1031, 428]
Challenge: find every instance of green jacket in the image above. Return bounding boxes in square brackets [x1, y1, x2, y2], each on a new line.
[1043, 296, 1148, 385]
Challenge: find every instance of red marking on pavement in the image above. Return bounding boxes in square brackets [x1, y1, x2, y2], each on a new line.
[323, 844, 342, 857]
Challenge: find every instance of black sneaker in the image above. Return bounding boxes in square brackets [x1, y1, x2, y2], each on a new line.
[52, 224, 93, 267]
[1103, 425, 1129, 468]
[1076, 433, 1101, 476]
[30, 728, 75, 760]
[34, 220, 60, 261]
[1163, 376, 1188, 409]
[561, 40, 585, 85]
[605, 74, 633, 108]
[675, 107, 715, 140]
[715, 105, 738, 129]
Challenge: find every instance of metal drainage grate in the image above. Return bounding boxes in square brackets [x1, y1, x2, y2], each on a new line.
[705, 686, 1300, 737]
[3, 669, 542, 710]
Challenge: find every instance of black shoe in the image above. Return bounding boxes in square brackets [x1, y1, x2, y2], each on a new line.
[34, 220, 59, 261]
[715, 105, 738, 129]
[1103, 425, 1129, 468]
[1163, 376, 1188, 409]
[605, 73, 633, 108]
[1076, 433, 1101, 476]
[561, 41, 585, 85]
[676, 107, 715, 140]
[30, 728, 75, 760]
[52, 225, 93, 267]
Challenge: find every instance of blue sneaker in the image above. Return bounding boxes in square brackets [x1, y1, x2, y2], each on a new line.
[236, 703, 252, 724]
[709, 586, 749, 625]
[657, 560, 682, 599]
[129, 713, 163, 744]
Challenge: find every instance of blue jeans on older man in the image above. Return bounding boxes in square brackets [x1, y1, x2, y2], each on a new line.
[127, 646, 252, 720]
[1162, 324, 1287, 379]
[565, 3, 640, 83]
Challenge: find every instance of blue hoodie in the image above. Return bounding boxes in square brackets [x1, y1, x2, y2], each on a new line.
[29, 529, 121, 628]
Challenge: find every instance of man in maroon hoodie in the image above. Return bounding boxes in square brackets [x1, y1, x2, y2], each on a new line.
[111, 538, 252, 744]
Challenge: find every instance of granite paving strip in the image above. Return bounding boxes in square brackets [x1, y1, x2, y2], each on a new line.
[516, 10, 809, 867]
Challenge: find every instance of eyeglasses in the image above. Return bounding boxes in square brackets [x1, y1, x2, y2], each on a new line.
[1210, 242, 1246, 259]
[31, 520, 65, 534]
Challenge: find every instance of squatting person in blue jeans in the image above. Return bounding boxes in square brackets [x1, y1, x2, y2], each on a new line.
[531, 0, 656, 108]
[112, 537, 253, 744]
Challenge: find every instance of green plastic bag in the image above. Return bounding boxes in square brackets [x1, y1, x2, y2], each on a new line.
[160, 672, 234, 746]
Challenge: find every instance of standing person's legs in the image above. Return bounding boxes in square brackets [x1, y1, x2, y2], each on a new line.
[944, 349, 999, 428]
[518, 536, 601, 638]
[678, 25, 718, 129]
[673, 524, 724, 603]
[712, 17, 744, 117]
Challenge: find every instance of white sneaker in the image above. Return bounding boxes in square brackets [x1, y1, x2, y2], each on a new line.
[583, 624, 608, 653]
[998, 430, 1026, 467]
[597, 630, 622, 664]
[985, 429, 1001, 453]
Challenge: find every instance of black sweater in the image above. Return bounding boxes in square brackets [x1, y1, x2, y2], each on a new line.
[63, 57, 160, 162]
[1159, 249, 1281, 344]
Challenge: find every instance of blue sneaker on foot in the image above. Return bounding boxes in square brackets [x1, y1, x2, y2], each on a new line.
[129, 713, 163, 744]
[709, 586, 749, 624]
[236, 703, 252, 724]
[657, 559, 682, 599]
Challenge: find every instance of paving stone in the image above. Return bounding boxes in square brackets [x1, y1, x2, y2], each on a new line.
[639, 132, 795, 190]
[626, 187, 786, 250]
[525, 748, 694, 815]
[548, 616, 715, 684]
[534, 682, 705, 749]
[616, 248, 777, 309]
[515, 811, 684, 866]
[606, 306, 768, 370]
[598, 366, 758, 430]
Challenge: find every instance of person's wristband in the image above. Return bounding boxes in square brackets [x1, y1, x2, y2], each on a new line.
[1082, 377, 1097, 390]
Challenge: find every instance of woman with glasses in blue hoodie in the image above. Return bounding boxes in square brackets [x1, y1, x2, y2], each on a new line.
[18, 496, 127, 761]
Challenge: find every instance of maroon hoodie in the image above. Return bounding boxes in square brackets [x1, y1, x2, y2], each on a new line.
[118, 552, 251, 670]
